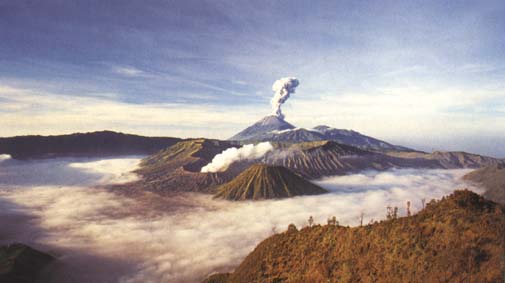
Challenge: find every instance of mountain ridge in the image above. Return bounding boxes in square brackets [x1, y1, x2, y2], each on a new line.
[463, 164, 505, 204]
[0, 130, 182, 159]
[228, 116, 412, 152]
[111, 139, 242, 194]
[113, 139, 504, 195]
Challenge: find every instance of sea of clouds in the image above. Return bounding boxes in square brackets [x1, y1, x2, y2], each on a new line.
[0, 155, 481, 283]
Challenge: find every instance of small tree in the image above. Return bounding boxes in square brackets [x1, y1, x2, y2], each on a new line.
[308, 216, 314, 227]
[287, 223, 298, 233]
[406, 201, 411, 217]
[421, 198, 426, 210]
[327, 216, 337, 226]
[386, 206, 393, 220]
[393, 207, 398, 219]
[271, 226, 277, 235]
[359, 211, 364, 226]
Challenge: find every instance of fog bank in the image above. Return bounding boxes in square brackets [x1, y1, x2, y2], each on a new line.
[0, 156, 480, 283]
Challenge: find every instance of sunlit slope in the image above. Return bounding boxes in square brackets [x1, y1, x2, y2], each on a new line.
[113, 139, 239, 194]
[204, 190, 505, 283]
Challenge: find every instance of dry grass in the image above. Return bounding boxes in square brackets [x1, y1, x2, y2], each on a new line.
[205, 190, 505, 283]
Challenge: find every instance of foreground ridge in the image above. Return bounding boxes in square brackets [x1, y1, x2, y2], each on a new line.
[204, 190, 505, 283]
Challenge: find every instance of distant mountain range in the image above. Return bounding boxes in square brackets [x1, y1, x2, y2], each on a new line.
[0, 131, 182, 159]
[0, 119, 410, 160]
[203, 190, 505, 283]
[229, 115, 411, 151]
[0, 117, 440, 161]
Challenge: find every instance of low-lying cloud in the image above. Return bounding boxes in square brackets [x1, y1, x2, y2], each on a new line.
[0, 157, 481, 283]
[0, 154, 10, 162]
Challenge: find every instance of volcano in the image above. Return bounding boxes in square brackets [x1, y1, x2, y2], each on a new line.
[214, 164, 327, 200]
[228, 115, 295, 141]
[228, 116, 411, 151]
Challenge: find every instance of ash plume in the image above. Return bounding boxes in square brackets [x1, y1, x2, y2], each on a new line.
[201, 142, 273, 173]
[271, 77, 299, 120]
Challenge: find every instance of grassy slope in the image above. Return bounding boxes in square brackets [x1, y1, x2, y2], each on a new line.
[204, 190, 505, 283]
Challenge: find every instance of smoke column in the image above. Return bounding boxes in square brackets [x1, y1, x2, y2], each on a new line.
[201, 142, 273, 173]
[271, 77, 299, 120]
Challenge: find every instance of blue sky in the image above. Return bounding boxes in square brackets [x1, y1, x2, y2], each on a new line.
[1, 0, 504, 157]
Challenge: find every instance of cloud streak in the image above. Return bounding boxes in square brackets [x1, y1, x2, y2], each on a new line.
[0, 85, 259, 139]
[113, 66, 146, 77]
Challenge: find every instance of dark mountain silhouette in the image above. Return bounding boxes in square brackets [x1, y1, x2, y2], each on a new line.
[203, 190, 505, 283]
[464, 163, 505, 204]
[0, 131, 181, 159]
[214, 164, 327, 200]
[0, 243, 54, 283]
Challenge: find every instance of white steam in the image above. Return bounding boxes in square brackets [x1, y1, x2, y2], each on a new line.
[271, 77, 299, 120]
[0, 157, 483, 283]
[200, 142, 273, 173]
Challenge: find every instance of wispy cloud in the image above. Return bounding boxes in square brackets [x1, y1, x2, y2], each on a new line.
[113, 66, 146, 77]
[0, 84, 260, 138]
